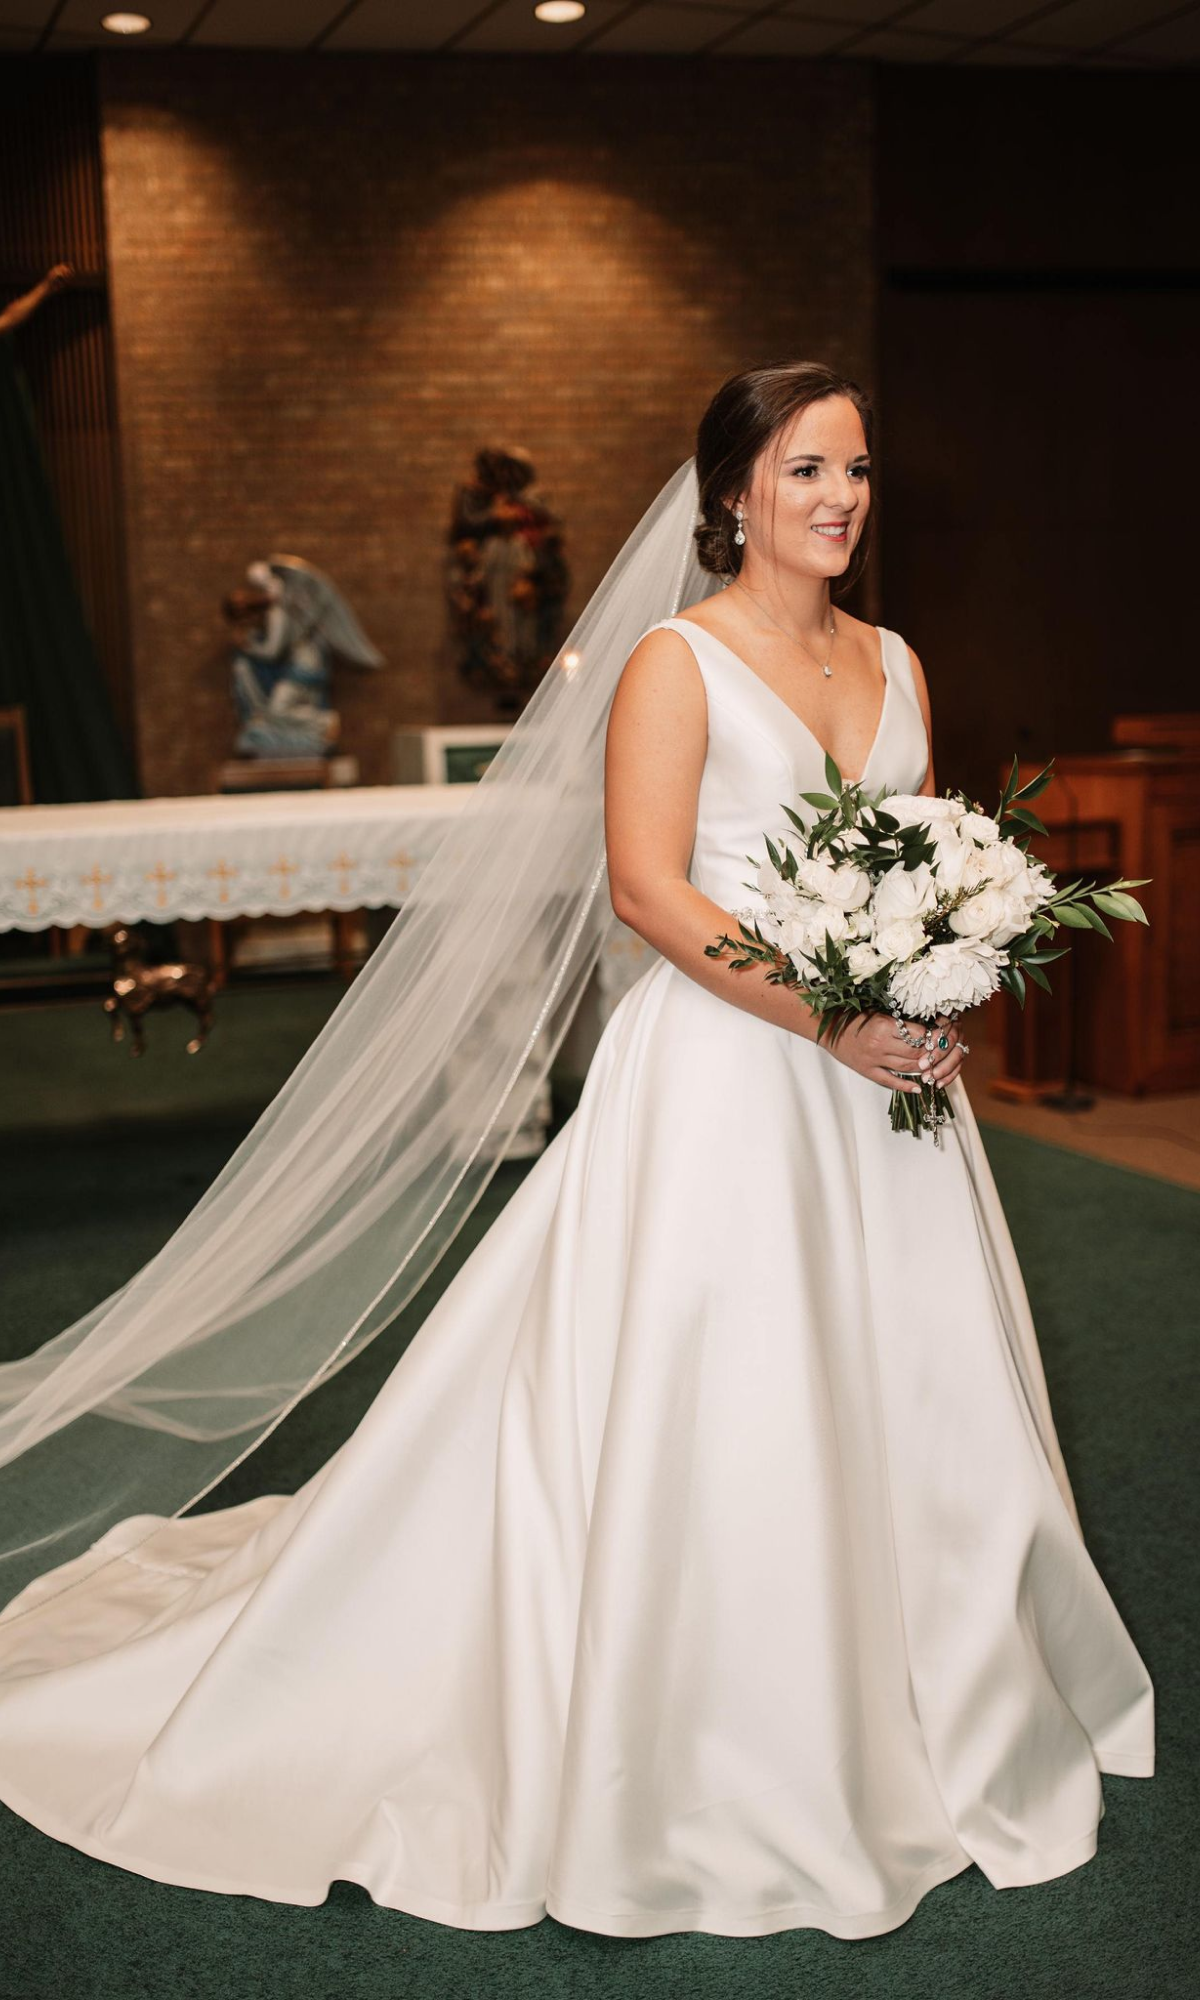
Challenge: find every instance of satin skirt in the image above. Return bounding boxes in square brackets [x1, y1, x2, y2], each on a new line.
[0, 955, 1154, 1939]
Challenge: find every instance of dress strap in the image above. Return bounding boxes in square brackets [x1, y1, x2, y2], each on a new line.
[879, 627, 916, 702]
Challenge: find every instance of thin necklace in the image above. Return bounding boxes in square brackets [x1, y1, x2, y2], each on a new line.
[728, 578, 837, 677]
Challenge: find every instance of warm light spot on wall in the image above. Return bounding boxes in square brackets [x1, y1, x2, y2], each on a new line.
[101, 11, 152, 31]
[534, 2, 586, 22]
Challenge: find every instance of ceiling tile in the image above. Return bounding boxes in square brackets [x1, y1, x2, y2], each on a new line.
[48, 0, 197, 49]
[1082, 46, 1174, 63]
[899, 0, 1052, 30]
[715, 14, 855, 53]
[190, 0, 347, 48]
[455, 0, 631, 52]
[323, 0, 488, 49]
[958, 39, 1078, 60]
[1110, 12, 1200, 58]
[782, 1, 907, 21]
[661, 0, 776, 11]
[585, 4, 754, 51]
[1014, 0, 1177, 50]
[0, 0, 50, 29]
[837, 25, 969, 58]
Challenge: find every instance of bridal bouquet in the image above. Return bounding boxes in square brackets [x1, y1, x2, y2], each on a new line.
[706, 751, 1150, 1144]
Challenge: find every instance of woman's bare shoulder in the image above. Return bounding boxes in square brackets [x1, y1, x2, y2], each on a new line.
[611, 620, 707, 721]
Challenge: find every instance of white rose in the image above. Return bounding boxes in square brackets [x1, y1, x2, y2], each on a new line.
[1025, 859, 1056, 906]
[877, 793, 966, 828]
[873, 915, 927, 965]
[978, 839, 1028, 888]
[960, 810, 1001, 844]
[927, 825, 973, 894]
[815, 902, 853, 944]
[792, 854, 872, 911]
[779, 900, 853, 970]
[948, 885, 1015, 940]
[873, 860, 938, 929]
[889, 938, 1006, 1016]
[775, 913, 813, 957]
[847, 940, 885, 979]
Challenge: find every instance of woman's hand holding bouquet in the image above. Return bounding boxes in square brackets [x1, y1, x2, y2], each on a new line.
[706, 752, 1150, 1145]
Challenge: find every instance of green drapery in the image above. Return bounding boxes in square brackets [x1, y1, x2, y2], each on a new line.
[0, 328, 138, 803]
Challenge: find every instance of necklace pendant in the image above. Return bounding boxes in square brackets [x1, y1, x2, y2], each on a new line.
[822, 662, 833, 678]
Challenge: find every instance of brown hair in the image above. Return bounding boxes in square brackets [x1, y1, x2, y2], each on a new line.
[693, 359, 874, 598]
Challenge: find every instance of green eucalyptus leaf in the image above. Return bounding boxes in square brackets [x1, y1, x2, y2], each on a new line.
[1004, 804, 1049, 835]
[1094, 890, 1149, 925]
[1013, 760, 1055, 802]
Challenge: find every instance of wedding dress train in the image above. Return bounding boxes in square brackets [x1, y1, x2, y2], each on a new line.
[0, 617, 1154, 1940]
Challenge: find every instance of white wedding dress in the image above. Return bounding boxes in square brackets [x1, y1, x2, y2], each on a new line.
[0, 616, 1154, 1941]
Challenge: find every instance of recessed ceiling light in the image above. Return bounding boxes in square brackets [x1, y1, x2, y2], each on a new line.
[101, 12, 152, 33]
[534, 2, 586, 23]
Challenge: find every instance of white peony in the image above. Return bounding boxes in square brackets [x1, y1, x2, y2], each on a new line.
[873, 915, 928, 965]
[873, 860, 938, 929]
[888, 938, 1007, 1015]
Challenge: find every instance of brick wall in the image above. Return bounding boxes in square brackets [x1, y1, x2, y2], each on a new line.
[98, 51, 876, 797]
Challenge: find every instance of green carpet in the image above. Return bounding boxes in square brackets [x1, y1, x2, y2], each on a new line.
[0, 988, 1194, 2000]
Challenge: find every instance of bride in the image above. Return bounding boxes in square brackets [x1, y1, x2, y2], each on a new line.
[0, 360, 1154, 1941]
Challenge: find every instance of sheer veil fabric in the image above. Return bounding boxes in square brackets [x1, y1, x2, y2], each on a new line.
[0, 457, 719, 1623]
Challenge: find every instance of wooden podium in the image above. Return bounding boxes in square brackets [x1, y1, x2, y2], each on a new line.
[991, 717, 1200, 1100]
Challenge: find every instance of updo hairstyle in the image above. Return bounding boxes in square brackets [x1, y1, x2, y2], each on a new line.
[693, 359, 873, 596]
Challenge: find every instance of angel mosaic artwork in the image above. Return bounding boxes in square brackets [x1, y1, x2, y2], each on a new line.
[223, 556, 384, 759]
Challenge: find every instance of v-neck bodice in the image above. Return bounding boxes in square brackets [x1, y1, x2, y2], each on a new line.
[640, 614, 930, 914]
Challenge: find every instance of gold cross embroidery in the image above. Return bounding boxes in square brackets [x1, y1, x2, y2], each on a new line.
[270, 855, 298, 900]
[144, 860, 177, 909]
[15, 866, 47, 918]
[388, 847, 417, 895]
[206, 857, 239, 905]
[330, 850, 357, 896]
[80, 863, 113, 913]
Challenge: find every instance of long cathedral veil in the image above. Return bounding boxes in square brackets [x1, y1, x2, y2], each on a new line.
[0, 455, 717, 1624]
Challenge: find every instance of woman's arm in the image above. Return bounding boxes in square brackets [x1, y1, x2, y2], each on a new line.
[603, 628, 941, 1097]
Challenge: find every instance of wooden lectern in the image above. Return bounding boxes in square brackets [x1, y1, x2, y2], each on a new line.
[990, 716, 1200, 1100]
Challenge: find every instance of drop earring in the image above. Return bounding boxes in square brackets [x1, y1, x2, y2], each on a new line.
[733, 504, 746, 548]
